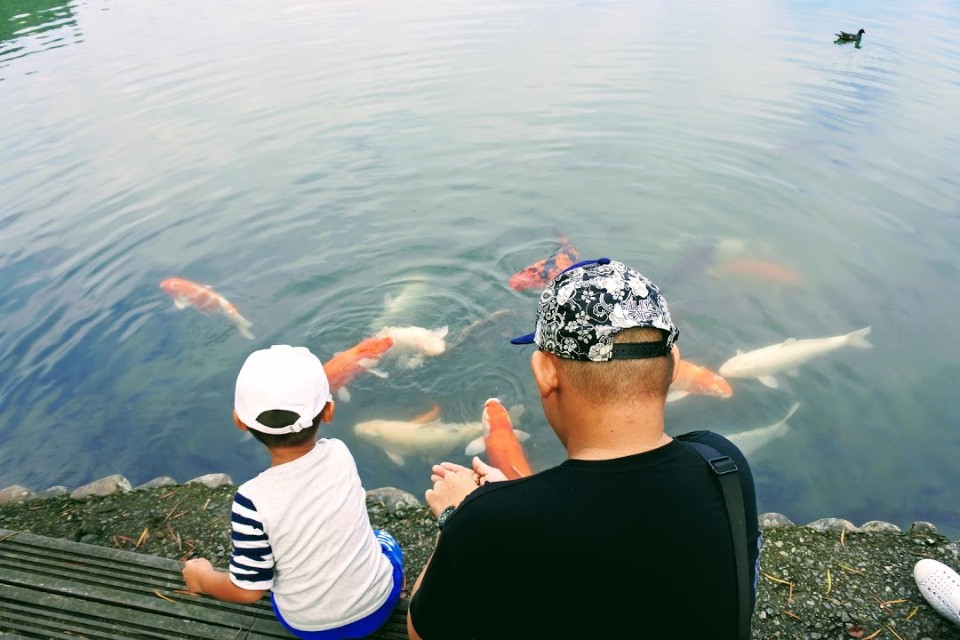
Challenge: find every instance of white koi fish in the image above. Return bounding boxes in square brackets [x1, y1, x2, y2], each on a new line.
[724, 402, 800, 457]
[374, 325, 448, 368]
[717, 326, 872, 389]
[353, 406, 481, 466]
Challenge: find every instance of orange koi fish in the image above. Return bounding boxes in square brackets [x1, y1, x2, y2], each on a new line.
[466, 398, 533, 480]
[509, 237, 581, 291]
[666, 359, 734, 403]
[323, 336, 395, 402]
[714, 259, 804, 286]
[160, 277, 254, 339]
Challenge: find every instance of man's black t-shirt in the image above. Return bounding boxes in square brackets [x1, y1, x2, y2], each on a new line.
[409, 431, 760, 639]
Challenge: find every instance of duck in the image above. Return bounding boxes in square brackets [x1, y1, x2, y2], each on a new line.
[835, 28, 865, 42]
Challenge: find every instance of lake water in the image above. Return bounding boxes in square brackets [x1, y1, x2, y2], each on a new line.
[2, 0, 959, 538]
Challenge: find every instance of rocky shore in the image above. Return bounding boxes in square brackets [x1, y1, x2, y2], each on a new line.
[2, 476, 960, 640]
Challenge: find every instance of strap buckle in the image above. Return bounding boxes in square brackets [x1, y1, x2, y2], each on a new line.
[707, 456, 738, 476]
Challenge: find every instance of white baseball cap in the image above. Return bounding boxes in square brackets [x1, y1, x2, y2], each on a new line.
[234, 345, 332, 434]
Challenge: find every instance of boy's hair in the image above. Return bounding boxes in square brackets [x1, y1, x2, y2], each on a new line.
[248, 409, 322, 448]
[556, 327, 675, 402]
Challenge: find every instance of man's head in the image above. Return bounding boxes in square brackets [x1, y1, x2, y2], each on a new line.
[234, 345, 334, 448]
[511, 258, 680, 402]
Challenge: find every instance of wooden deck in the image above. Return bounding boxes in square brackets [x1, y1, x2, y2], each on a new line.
[0, 529, 409, 640]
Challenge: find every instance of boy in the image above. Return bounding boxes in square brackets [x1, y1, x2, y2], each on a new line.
[182, 345, 404, 640]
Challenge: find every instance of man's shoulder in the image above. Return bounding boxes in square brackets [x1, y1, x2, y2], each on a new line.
[674, 431, 752, 469]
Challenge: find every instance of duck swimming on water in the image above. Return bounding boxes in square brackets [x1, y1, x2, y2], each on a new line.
[835, 28, 865, 42]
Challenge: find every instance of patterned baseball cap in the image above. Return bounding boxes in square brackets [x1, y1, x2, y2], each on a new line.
[510, 258, 679, 362]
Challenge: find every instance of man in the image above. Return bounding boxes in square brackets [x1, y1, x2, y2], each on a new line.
[407, 258, 760, 639]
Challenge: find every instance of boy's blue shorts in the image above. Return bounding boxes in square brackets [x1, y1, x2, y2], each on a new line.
[271, 529, 405, 640]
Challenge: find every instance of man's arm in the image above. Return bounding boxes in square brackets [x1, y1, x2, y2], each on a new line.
[407, 457, 506, 639]
[182, 558, 266, 604]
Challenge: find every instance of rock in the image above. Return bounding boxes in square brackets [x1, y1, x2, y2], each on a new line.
[859, 520, 901, 533]
[910, 521, 939, 535]
[0, 485, 34, 504]
[806, 518, 858, 532]
[760, 512, 795, 527]
[134, 477, 178, 491]
[186, 474, 233, 489]
[71, 475, 132, 499]
[367, 487, 421, 516]
[40, 486, 69, 497]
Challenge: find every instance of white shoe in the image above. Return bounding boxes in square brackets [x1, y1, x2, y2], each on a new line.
[914, 558, 960, 627]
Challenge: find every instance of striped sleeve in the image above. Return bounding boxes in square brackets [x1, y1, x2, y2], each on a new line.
[229, 491, 275, 590]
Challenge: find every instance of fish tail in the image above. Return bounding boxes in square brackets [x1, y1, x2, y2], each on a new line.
[846, 326, 873, 349]
[234, 315, 255, 340]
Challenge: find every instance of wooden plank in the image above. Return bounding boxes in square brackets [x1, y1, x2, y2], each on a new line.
[0, 578, 258, 639]
[0, 529, 409, 640]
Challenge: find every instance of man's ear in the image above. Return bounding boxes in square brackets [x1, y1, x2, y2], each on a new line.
[531, 351, 559, 399]
[670, 344, 681, 384]
[233, 410, 249, 432]
[319, 400, 336, 423]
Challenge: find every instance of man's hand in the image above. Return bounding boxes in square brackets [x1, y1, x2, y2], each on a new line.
[182, 557, 214, 593]
[425, 456, 508, 516]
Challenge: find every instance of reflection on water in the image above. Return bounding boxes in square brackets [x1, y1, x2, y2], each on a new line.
[0, 0, 81, 77]
[0, 0, 959, 539]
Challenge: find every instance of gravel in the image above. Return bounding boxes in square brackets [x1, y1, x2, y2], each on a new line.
[2, 484, 959, 639]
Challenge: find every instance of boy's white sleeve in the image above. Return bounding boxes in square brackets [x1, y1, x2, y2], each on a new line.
[228, 490, 275, 590]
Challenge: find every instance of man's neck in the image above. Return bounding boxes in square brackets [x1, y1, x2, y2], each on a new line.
[562, 402, 672, 460]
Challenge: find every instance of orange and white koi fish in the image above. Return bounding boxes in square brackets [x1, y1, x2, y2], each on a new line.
[160, 277, 254, 339]
[666, 359, 734, 403]
[509, 236, 581, 291]
[465, 398, 533, 480]
[323, 336, 395, 402]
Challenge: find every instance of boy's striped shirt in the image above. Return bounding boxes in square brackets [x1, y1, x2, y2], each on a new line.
[229, 491, 275, 589]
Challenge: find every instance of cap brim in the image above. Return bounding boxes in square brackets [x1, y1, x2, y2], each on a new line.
[510, 332, 536, 345]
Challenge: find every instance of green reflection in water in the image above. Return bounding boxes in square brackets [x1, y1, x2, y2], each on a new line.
[0, 0, 77, 47]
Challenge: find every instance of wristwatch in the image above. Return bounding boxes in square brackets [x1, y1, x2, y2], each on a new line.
[436, 505, 457, 530]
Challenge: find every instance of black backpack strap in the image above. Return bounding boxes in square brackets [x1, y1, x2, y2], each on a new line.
[686, 441, 750, 640]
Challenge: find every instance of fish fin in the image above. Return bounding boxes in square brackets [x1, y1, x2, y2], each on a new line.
[780, 402, 801, 424]
[385, 450, 405, 466]
[411, 403, 441, 424]
[367, 368, 389, 379]
[757, 375, 780, 389]
[357, 358, 379, 369]
[434, 326, 449, 338]
[464, 436, 486, 457]
[736, 349, 744, 356]
[239, 431, 253, 443]
[507, 405, 526, 423]
[846, 325, 873, 349]
[784, 368, 800, 377]
[511, 465, 528, 478]
[337, 387, 351, 402]
[666, 389, 690, 403]
[783, 338, 796, 344]
[400, 355, 425, 369]
[173, 297, 189, 310]
[514, 430, 531, 442]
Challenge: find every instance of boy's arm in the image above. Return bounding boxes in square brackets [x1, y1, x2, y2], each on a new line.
[183, 558, 266, 604]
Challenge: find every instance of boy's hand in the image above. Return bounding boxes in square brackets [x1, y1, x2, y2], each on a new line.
[182, 557, 214, 593]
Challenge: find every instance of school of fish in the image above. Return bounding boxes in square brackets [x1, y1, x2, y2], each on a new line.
[170, 232, 874, 479]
